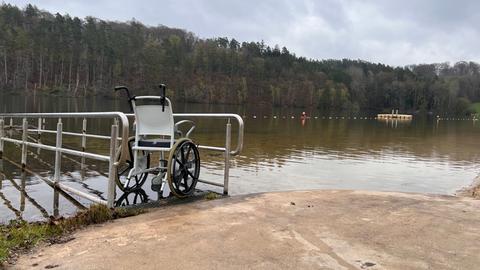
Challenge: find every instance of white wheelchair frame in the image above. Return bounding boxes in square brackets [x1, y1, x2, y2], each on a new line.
[115, 85, 200, 198]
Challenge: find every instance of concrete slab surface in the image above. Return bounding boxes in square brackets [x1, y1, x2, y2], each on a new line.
[11, 190, 480, 270]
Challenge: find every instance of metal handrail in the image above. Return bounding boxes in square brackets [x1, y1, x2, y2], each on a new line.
[0, 111, 244, 205]
[2, 112, 244, 156]
[0, 137, 109, 161]
[126, 113, 244, 156]
[127, 112, 244, 195]
[0, 112, 130, 162]
[0, 112, 126, 207]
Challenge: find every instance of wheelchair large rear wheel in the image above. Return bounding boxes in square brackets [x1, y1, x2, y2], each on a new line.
[167, 138, 200, 198]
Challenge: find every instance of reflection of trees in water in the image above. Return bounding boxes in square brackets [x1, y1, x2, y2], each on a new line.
[197, 118, 480, 169]
[2, 94, 480, 220]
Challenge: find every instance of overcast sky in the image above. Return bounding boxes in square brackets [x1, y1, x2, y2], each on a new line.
[5, 0, 480, 66]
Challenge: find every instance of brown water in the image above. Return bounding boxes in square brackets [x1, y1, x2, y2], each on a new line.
[1, 92, 479, 222]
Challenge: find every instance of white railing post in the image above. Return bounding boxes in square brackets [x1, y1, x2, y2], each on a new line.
[54, 119, 63, 183]
[37, 118, 42, 154]
[81, 118, 87, 152]
[0, 119, 4, 159]
[223, 119, 232, 195]
[37, 118, 42, 138]
[81, 118, 87, 172]
[21, 118, 28, 169]
[7, 118, 12, 137]
[107, 123, 118, 208]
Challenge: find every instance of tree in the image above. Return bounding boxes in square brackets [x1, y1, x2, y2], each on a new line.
[0, 3, 479, 115]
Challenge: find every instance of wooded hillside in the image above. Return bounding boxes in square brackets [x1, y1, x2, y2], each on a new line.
[1, 4, 480, 115]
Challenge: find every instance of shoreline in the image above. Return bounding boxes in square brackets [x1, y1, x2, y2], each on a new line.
[11, 189, 480, 270]
[456, 175, 480, 199]
[1, 181, 478, 225]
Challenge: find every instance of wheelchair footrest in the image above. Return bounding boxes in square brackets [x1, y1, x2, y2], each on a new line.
[151, 173, 164, 192]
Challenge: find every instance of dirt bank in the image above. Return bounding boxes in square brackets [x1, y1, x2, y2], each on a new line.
[456, 176, 480, 199]
[11, 190, 480, 270]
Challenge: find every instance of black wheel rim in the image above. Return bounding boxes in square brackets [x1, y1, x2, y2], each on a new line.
[171, 141, 200, 196]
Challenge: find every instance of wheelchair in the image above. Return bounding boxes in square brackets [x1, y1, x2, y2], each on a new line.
[114, 84, 200, 198]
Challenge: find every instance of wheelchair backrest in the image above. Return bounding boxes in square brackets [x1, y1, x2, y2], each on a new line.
[133, 97, 174, 139]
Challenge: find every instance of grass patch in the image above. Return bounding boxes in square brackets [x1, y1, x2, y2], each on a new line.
[204, 192, 221, 200]
[468, 102, 480, 115]
[0, 204, 144, 265]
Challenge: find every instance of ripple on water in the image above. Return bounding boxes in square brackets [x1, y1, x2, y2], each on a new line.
[2, 99, 480, 222]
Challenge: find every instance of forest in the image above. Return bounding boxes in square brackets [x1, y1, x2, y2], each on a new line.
[1, 3, 480, 115]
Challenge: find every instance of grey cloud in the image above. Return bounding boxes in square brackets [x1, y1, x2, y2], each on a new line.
[5, 0, 480, 66]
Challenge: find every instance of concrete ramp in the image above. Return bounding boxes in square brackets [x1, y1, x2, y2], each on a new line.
[13, 190, 480, 270]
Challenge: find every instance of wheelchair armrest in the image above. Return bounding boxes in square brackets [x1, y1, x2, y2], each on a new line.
[174, 120, 196, 138]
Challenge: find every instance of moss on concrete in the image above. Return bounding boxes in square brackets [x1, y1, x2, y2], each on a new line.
[204, 192, 221, 200]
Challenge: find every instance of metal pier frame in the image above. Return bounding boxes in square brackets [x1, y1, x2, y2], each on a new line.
[0, 112, 244, 208]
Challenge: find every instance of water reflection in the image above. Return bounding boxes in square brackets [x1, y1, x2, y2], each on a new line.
[0, 159, 3, 189]
[0, 166, 49, 220]
[1, 93, 480, 222]
[53, 187, 59, 218]
[0, 153, 86, 222]
[115, 189, 149, 207]
[196, 117, 480, 196]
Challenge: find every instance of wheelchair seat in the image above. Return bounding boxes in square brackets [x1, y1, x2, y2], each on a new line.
[138, 138, 174, 148]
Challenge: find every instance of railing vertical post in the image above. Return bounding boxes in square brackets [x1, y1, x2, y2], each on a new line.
[37, 118, 42, 154]
[223, 118, 232, 195]
[54, 119, 63, 183]
[107, 123, 118, 208]
[37, 118, 42, 138]
[7, 118, 13, 137]
[81, 118, 87, 172]
[0, 119, 4, 159]
[21, 118, 28, 169]
[81, 118, 87, 152]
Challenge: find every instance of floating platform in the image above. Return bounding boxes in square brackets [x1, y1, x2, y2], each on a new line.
[377, 113, 413, 120]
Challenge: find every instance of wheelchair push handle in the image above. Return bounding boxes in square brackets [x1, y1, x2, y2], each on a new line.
[114, 85, 134, 111]
[159, 84, 166, 112]
[114, 86, 133, 99]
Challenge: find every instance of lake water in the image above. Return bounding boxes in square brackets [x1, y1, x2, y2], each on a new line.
[1, 91, 480, 222]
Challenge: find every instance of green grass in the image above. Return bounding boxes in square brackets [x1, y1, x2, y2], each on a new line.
[468, 102, 480, 115]
[0, 204, 144, 265]
[204, 192, 221, 200]
[0, 221, 56, 262]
